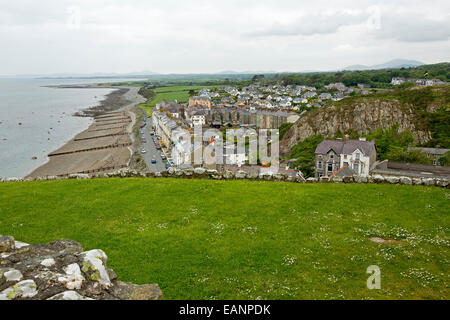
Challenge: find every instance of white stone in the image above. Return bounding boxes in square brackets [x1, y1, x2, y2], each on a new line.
[40, 258, 56, 267]
[385, 176, 399, 184]
[58, 263, 85, 290]
[4, 269, 23, 282]
[422, 178, 435, 186]
[47, 290, 94, 300]
[0, 280, 38, 300]
[194, 168, 206, 175]
[79, 249, 111, 288]
[14, 241, 29, 249]
[235, 171, 247, 179]
[399, 177, 412, 185]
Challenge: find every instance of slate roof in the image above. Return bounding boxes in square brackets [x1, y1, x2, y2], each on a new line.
[315, 139, 376, 157]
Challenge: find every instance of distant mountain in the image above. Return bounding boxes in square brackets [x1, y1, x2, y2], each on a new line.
[216, 70, 278, 75]
[343, 59, 425, 71]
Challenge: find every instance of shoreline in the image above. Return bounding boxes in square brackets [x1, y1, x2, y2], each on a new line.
[27, 86, 145, 178]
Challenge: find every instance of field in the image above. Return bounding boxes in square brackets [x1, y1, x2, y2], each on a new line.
[0, 178, 449, 300]
[139, 85, 219, 115]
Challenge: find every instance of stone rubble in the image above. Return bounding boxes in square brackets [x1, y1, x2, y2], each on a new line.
[0, 235, 162, 300]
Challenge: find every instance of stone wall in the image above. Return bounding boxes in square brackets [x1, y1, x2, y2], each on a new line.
[1, 168, 449, 188]
[0, 235, 162, 300]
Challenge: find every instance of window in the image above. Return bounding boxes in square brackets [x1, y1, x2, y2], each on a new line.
[353, 163, 359, 173]
[317, 161, 322, 169]
[330, 153, 334, 159]
[328, 163, 333, 173]
[355, 152, 360, 160]
[344, 155, 347, 159]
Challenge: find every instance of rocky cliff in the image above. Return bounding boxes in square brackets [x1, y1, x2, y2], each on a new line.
[280, 98, 434, 156]
[0, 235, 162, 300]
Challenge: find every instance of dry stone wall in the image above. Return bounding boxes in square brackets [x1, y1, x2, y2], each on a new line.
[0, 235, 162, 300]
[1, 168, 449, 188]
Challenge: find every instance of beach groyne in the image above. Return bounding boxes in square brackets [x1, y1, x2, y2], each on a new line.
[28, 111, 135, 178]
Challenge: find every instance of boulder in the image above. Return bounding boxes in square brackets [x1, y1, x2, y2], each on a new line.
[399, 177, 412, 185]
[385, 176, 399, 184]
[79, 249, 111, 288]
[235, 170, 247, 179]
[193, 168, 206, 175]
[372, 175, 385, 184]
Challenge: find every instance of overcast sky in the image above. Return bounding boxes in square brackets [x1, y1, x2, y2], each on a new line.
[0, 0, 449, 75]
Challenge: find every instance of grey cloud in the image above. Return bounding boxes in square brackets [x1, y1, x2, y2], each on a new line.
[243, 12, 368, 37]
[373, 15, 450, 42]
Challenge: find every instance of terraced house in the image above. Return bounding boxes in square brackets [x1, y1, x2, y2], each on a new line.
[315, 138, 377, 178]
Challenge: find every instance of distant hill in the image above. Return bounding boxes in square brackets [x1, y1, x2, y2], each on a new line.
[344, 59, 425, 71]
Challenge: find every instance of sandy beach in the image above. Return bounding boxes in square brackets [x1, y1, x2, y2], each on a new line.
[27, 86, 145, 177]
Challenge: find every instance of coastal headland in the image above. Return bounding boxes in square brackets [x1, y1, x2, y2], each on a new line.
[27, 86, 145, 177]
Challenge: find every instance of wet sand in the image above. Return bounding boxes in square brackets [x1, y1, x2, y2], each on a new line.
[27, 86, 145, 177]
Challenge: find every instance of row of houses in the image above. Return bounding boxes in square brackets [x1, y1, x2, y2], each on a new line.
[391, 77, 446, 86]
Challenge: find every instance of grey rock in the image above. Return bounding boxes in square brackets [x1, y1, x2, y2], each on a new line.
[0, 236, 15, 253]
[399, 177, 412, 185]
[194, 168, 206, 175]
[111, 281, 163, 300]
[47, 290, 94, 300]
[385, 176, 399, 184]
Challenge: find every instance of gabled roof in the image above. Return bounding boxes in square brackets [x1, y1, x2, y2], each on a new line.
[315, 139, 376, 157]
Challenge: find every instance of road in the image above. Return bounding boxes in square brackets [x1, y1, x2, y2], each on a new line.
[139, 116, 168, 172]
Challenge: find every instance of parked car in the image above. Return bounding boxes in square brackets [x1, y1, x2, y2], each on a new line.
[161, 154, 166, 160]
[165, 163, 171, 169]
[156, 146, 161, 150]
[141, 149, 146, 154]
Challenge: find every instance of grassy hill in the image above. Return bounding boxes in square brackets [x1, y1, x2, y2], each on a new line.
[138, 85, 220, 115]
[0, 178, 448, 299]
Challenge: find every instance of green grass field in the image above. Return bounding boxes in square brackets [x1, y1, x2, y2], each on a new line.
[0, 178, 448, 300]
[139, 85, 219, 115]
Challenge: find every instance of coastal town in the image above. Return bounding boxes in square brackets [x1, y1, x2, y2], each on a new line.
[146, 77, 449, 181]
[1, 0, 449, 304]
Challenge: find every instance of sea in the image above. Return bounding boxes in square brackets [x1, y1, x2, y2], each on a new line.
[0, 77, 137, 178]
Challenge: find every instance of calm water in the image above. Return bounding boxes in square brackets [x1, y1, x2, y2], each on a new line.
[0, 78, 131, 178]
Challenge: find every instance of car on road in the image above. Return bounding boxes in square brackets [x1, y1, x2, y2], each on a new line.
[141, 149, 146, 154]
[142, 139, 146, 143]
[150, 132, 154, 136]
[151, 159, 157, 164]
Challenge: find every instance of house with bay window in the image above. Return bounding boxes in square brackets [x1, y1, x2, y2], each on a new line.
[314, 138, 377, 178]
